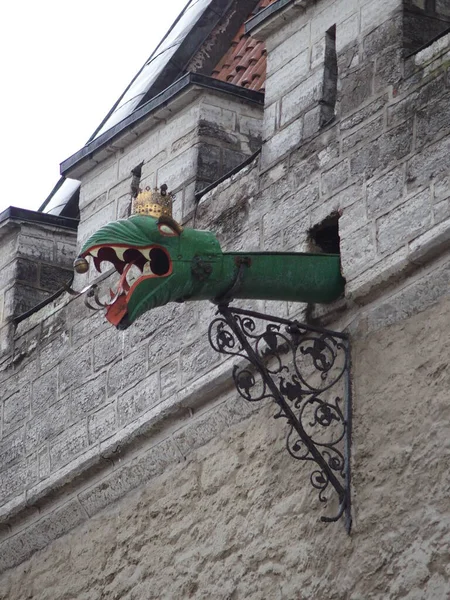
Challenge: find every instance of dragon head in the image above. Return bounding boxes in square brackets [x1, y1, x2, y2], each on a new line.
[74, 215, 222, 329]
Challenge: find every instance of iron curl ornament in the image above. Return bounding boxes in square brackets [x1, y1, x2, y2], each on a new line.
[208, 305, 352, 532]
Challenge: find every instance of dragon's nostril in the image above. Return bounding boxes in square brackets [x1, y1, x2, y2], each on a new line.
[150, 248, 170, 276]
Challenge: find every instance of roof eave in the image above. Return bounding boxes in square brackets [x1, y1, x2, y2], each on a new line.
[245, 0, 308, 40]
[60, 73, 264, 180]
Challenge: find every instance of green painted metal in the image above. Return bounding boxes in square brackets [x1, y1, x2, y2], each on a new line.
[78, 215, 344, 328]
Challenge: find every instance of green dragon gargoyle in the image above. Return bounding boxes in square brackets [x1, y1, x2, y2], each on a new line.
[74, 208, 344, 330]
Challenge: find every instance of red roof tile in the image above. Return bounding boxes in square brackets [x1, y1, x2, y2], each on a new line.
[211, 0, 277, 93]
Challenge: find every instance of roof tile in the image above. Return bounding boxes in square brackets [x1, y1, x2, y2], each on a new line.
[211, 0, 277, 93]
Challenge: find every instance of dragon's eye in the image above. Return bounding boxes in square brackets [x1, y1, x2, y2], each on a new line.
[158, 223, 178, 237]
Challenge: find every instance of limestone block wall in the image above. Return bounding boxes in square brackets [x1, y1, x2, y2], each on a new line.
[255, 0, 450, 304]
[0, 0, 450, 594]
[0, 291, 449, 599]
[0, 216, 76, 356]
[74, 89, 263, 253]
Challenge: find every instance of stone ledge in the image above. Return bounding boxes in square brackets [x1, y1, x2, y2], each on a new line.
[0, 365, 260, 574]
[0, 354, 241, 527]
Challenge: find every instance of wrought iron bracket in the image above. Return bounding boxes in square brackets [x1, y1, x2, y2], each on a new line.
[208, 304, 352, 532]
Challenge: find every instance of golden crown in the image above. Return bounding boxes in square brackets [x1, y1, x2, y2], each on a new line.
[131, 185, 173, 218]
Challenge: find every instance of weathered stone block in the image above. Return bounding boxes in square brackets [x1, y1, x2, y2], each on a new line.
[71, 372, 107, 420]
[340, 223, 376, 279]
[78, 201, 116, 249]
[79, 162, 117, 209]
[181, 338, 220, 386]
[15, 259, 38, 284]
[267, 23, 309, 74]
[363, 14, 403, 58]
[361, 0, 401, 33]
[222, 148, 247, 174]
[367, 165, 405, 217]
[25, 398, 69, 453]
[367, 259, 450, 330]
[17, 235, 54, 263]
[280, 70, 323, 127]
[40, 331, 70, 373]
[3, 390, 29, 437]
[265, 49, 310, 105]
[321, 159, 350, 197]
[341, 94, 387, 131]
[408, 217, 450, 264]
[339, 200, 367, 237]
[261, 118, 303, 169]
[156, 148, 197, 192]
[93, 327, 121, 371]
[0, 499, 86, 573]
[200, 104, 236, 132]
[339, 63, 374, 117]
[78, 439, 181, 517]
[342, 116, 383, 154]
[88, 402, 116, 444]
[160, 359, 179, 400]
[303, 105, 323, 139]
[59, 350, 91, 393]
[407, 137, 450, 191]
[197, 144, 221, 182]
[107, 346, 147, 397]
[416, 93, 450, 148]
[0, 460, 26, 505]
[32, 368, 58, 412]
[0, 427, 24, 468]
[49, 421, 89, 471]
[262, 101, 278, 142]
[117, 371, 160, 426]
[377, 188, 432, 254]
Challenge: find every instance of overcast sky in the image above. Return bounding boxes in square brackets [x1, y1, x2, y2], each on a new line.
[0, 0, 187, 214]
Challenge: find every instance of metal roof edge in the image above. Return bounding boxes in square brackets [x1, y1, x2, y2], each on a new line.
[60, 73, 264, 177]
[245, 0, 309, 37]
[0, 206, 79, 231]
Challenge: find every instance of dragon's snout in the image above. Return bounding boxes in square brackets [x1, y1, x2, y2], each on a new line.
[73, 242, 174, 328]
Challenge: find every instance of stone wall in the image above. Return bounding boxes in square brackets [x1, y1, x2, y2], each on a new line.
[73, 90, 262, 256]
[0, 291, 449, 599]
[0, 214, 76, 356]
[0, 0, 450, 596]
[255, 0, 450, 303]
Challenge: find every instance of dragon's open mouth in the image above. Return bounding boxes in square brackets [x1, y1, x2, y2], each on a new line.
[81, 244, 173, 328]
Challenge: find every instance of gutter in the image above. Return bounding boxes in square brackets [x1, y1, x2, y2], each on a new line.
[0, 206, 78, 231]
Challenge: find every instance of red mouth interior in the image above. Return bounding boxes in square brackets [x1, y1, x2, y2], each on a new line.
[82, 244, 172, 326]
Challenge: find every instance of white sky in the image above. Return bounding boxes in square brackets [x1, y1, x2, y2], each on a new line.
[0, 0, 188, 214]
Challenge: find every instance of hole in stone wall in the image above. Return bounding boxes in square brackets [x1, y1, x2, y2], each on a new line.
[321, 25, 337, 127]
[127, 161, 144, 218]
[308, 213, 341, 255]
[403, 0, 450, 55]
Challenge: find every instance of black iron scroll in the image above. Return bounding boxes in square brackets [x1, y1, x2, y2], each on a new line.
[208, 305, 352, 532]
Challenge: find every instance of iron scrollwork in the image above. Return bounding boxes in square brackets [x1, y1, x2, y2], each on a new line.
[208, 305, 352, 532]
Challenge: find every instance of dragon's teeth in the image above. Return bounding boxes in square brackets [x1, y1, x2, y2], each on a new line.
[93, 256, 102, 273]
[143, 262, 153, 275]
[110, 246, 127, 260]
[140, 248, 151, 260]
